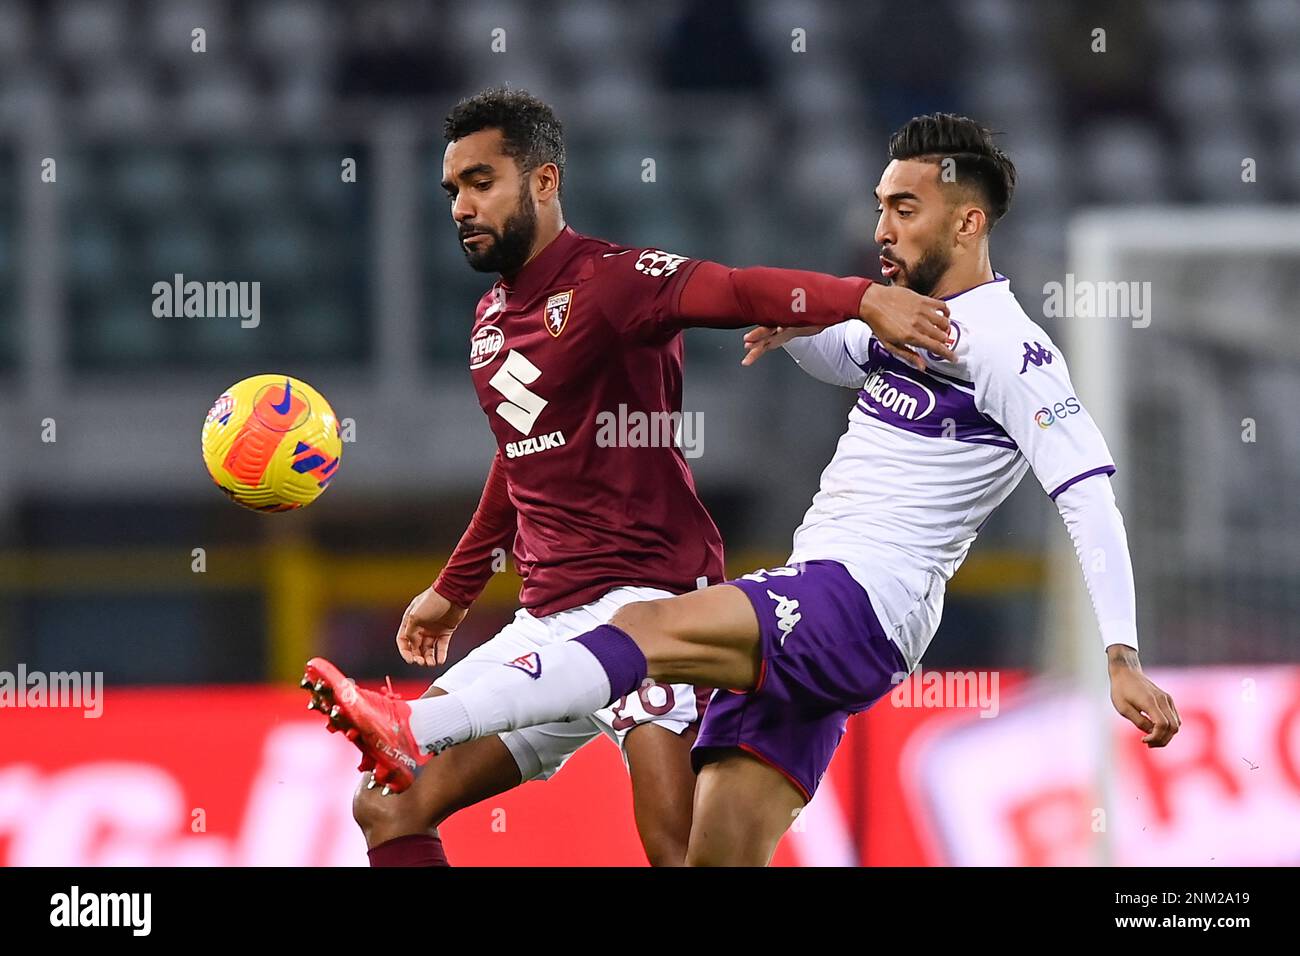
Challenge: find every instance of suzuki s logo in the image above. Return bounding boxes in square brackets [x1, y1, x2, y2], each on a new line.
[489, 350, 548, 435]
[469, 325, 505, 369]
[861, 369, 937, 421]
[1034, 396, 1081, 428]
[1019, 341, 1054, 374]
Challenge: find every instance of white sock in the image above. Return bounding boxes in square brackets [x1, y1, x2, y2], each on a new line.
[407, 693, 473, 755]
[407, 640, 613, 753]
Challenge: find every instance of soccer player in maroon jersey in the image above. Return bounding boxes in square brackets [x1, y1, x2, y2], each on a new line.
[333, 88, 952, 867]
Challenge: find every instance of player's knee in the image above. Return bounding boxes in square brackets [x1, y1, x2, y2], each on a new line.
[610, 599, 677, 656]
[351, 778, 396, 835]
[352, 775, 440, 845]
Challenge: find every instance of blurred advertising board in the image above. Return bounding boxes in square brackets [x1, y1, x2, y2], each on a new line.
[2, 667, 1296, 866]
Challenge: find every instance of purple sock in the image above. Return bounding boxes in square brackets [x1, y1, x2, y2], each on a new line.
[574, 624, 648, 703]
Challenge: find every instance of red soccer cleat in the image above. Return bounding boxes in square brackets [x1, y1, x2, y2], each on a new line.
[301, 657, 429, 795]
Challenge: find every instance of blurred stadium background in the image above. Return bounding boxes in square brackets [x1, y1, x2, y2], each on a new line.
[1, 0, 1297, 865]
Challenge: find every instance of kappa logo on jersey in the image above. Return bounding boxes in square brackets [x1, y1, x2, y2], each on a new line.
[544, 290, 573, 337]
[927, 319, 961, 361]
[1019, 341, 1054, 374]
[861, 368, 938, 421]
[634, 249, 689, 278]
[504, 651, 543, 679]
[469, 325, 505, 369]
[766, 589, 802, 645]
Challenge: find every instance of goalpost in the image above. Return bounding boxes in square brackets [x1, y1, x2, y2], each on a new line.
[1057, 206, 1300, 866]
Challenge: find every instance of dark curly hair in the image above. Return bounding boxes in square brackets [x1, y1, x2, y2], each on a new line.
[888, 113, 1016, 230]
[443, 87, 566, 195]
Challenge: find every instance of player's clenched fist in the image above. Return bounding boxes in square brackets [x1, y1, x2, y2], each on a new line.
[395, 586, 468, 667]
[857, 282, 954, 370]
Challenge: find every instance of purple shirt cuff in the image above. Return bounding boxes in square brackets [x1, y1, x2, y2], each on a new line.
[1049, 465, 1116, 500]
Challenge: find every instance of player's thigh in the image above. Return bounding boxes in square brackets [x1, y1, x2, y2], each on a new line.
[352, 685, 523, 843]
[686, 749, 805, 867]
[611, 584, 762, 691]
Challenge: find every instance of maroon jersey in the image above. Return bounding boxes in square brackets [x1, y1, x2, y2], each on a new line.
[465, 226, 725, 616]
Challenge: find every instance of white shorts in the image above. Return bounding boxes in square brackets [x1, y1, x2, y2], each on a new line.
[432, 586, 706, 782]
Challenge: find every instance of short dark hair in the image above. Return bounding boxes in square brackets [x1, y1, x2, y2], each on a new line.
[888, 113, 1016, 229]
[443, 87, 566, 193]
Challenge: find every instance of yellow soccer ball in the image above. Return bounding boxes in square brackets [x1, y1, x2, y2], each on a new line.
[201, 374, 342, 512]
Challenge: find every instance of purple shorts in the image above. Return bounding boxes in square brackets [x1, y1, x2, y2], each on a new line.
[692, 560, 908, 800]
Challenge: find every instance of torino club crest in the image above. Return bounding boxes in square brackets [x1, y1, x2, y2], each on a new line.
[545, 290, 573, 337]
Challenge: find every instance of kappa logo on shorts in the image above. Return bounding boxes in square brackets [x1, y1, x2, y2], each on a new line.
[504, 651, 543, 679]
[766, 589, 802, 646]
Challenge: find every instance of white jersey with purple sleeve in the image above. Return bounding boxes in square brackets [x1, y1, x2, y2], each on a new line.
[784, 275, 1117, 668]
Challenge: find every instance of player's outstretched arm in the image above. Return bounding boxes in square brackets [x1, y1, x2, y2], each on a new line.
[970, 327, 1180, 748]
[741, 324, 871, 388]
[1055, 476, 1181, 748]
[858, 282, 956, 370]
[397, 451, 516, 666]
[675, 262, 954, 369]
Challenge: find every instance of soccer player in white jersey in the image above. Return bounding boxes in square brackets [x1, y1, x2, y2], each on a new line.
[304, 113, 1181, 866]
